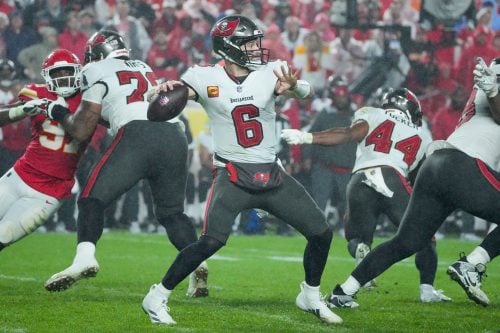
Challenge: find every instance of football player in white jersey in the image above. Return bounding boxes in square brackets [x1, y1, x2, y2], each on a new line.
[141, 15, 342, 325]
[42, 31, 208, 298]
[319, 57, 500, 313]
[282, 87, 451, 304]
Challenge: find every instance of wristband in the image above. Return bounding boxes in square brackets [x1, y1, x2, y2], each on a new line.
[304, 132, 313, 144]
[51, 104, 70, 122]
[8, 106, 24, 120]
[292, 80, 311, 99]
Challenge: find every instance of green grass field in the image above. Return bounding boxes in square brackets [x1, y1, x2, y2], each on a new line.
[0, 232, 498, 333]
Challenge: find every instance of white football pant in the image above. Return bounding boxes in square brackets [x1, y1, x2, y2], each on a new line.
[0, 168, 61, 246]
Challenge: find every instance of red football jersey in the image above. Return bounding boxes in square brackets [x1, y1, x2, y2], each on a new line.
[13, 84, 87, 199]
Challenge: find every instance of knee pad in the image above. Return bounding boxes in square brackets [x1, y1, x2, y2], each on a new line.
[0, 209, 50, 246]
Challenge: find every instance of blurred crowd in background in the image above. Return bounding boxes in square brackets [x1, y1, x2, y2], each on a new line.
[0, 0, 497, 239]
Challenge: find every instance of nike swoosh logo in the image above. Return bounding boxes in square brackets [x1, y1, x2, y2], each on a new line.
[45, 200, 54, 205]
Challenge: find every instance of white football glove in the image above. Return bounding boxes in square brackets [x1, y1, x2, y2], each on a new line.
[280, 129, 313, 145]
[8, 99, 47, 119]
[473, 57, 498, 98]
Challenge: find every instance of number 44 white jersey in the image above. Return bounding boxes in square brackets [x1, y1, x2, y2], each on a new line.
[81, 58, 157, 136]
[352, 106, 431, 178]
[181, 61, 286, 164]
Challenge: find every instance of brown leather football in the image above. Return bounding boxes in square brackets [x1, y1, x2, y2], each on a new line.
[147, 85, 188, 121]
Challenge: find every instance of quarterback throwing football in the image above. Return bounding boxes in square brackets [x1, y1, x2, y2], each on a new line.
[142, 15, 342, 325]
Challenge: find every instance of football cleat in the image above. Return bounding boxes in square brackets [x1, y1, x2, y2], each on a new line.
[295, 281, 343, 324]
[419, 284, 452, 303]
[355, 243, 376, 289]
[142, 284, 176, 325]
[44, 258, 99, 292]
[326, 284, 359, 309]
[186, 261, 209, 297]
[447, 253, 489, 306]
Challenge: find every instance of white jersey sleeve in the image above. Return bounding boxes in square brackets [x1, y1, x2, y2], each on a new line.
[181, 61, 286, 164]
[352, 107, 428, 177]
[81, 58, 157, 136]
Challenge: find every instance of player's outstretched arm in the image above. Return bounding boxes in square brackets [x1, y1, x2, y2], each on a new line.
[62, 100, 101, 142]
[44, 98, 101, 143]
[474, 57, 500, 124]
[0, 99, 45, 126]
[148, 80, 196, 101]
[281, 120, 368, 146]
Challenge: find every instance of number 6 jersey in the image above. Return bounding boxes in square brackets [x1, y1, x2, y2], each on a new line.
[352, 106, 431, 178]
[181, 61, 286, 164]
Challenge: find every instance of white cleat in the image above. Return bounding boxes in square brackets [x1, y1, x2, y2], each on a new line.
[447, 254, 489, 306]
[44, 258, 99, 292]
[142, 284, 176, 325]
[186, 261, 209, 297]
[420, 284, 452, 303]
[295, 281, 343, 324]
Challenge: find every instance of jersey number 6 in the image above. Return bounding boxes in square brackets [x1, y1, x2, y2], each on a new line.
[232, 104, 263, 148]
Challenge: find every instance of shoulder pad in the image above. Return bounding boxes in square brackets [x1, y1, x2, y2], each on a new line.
[81, 62, 104, 90]
[17, 84, 48, 101]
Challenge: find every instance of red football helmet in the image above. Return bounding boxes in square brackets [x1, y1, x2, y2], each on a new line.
[41, 49, 82, 97]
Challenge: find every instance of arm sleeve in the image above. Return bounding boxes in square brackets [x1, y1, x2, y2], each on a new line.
[181, 66, 201, 99]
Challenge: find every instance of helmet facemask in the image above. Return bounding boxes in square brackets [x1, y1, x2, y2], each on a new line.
[42, 65, 81, 98]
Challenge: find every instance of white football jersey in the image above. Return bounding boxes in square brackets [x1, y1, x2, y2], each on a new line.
[352, 106, 430, 177]
[181, 61, 285, 164]
[447, 89, 500, 171]
[81, 58, 157, 136]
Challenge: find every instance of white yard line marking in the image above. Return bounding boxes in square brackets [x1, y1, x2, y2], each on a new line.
[0, 327, 27, 333]
[0, 274, 39, 282]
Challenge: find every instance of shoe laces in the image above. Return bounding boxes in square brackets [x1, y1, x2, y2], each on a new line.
[160, 299, 171, 313]
[476, 263, 487, 280]
[458, 252, 487, 280]
[458, 251, 467, 262]
[433, 289, 446, 297]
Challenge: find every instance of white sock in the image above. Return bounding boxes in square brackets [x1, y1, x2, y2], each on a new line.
[155, 283, 172, 298]
[466, 246, 490, 266]
[74, 242, 96, 263]
[420, 283, 433, 291]
[341, 276, 361, 296]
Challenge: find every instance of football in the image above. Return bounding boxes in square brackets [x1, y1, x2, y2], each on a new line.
[147, 85, 188, 122]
